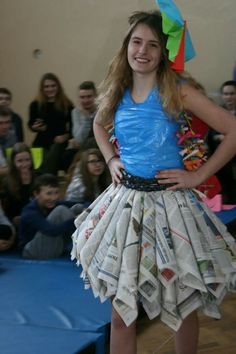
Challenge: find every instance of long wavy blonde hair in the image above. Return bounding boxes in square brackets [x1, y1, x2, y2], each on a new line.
[97, 11, 188, 126]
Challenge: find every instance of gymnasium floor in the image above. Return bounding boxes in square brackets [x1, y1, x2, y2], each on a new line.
[136, 293, 236, 354]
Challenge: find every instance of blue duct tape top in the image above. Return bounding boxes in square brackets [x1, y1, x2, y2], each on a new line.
[114, 87, 183, 178]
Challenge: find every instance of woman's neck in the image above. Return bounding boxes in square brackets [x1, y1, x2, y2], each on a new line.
[131, 73, 157, 102]
[20, 171, 32, 184]
[226, 104, 236, 114]
[91, 175, 99, 183]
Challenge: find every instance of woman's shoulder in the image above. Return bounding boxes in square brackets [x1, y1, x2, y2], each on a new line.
[1, 179, 17, 202]
[72, 106, 82, 118]
[29, 100, 39, 108]
[68, 101, 74, 110]
[65, 169, 85, 198]
[68, 166, 83, 183]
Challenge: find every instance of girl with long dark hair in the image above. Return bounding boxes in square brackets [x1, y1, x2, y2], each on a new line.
[65, 148, 110, 205]
[28, 73, 73, 174]
[2, 142, 35, 228]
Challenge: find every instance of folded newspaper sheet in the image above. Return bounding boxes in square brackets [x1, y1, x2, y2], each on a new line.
[71, 184, 236, 331]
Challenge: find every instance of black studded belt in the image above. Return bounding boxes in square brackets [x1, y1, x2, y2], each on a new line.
[121, 170, 170, 192]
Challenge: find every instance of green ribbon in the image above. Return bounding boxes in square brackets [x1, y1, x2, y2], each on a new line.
[162, 12, 184, 62]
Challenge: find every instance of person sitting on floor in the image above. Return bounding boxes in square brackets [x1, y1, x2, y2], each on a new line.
[0, 107, 15, 185]
[28, 72, 73, 175]
[19, 173, 81, 260]
[61, 81, 98, 171]
[0, 145, 8, 181]
[1, 143, 36, 231]
[0, 200, 15, 251]
[0, 87, 24, 142]
[0, 106, 17, 150]
[65, 148, 111, 205]
[207, 80, 236, 203]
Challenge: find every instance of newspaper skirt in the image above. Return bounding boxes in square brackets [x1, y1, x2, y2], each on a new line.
[71, 183, 236, 331]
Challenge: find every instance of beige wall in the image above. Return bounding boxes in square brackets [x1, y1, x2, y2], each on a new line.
[0, 0, 235, 143]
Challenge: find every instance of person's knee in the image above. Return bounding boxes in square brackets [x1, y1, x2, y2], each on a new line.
[184, 310, 198, 324]
[0, 238, 14, 251]
[0, 226, 15, 251]
[111, 309, 128, 331]
[22, 248, 34, 259]
[0, 225, 13, 240]
[49, 205, 73, 219]
[53, 205, 67, 213]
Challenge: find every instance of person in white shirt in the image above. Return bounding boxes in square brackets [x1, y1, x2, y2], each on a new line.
[61, 81, 98, 171]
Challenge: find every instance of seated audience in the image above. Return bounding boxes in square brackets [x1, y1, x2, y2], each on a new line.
[0, 200, 15, 251]
[70, 81, 97, 149]
[220, 80, 236, 115]
[207, 80, 236, 203]
[0, 87, 24, 142]
[0, 106, 17, 149]
[19, 174, 78, 259]
[28, 72, 73, 174]
[62, 81, 98, 171]
[0, 146, 8, 179]
[65, 148, 111, 205]
[1, 143, 35, 230]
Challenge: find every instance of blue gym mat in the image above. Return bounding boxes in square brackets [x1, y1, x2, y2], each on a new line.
[216, 206, 236, 224]
[1, 206, 235, 354]
[0, 255, 111, 354]
[0, 324, 103, 354]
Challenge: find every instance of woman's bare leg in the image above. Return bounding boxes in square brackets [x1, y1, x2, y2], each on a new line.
[110, 306, 136, 354]
[174, 310, 199, 354]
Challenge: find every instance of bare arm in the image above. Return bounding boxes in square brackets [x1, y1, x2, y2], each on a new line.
[157, 83, 236, 189]
[94, 113, 124, 183]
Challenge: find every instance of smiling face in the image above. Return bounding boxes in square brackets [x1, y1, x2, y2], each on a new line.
[127, 23, 162, 77]
[221, 85, 236, 110]
[35, 185, 60, 210]
[14, 151, 32, 172]
[87, 153, 105, 177]
[0, 115, 11, 137]
[79, 89, 96, 112]
[0, 93, 11, 108]
[42, 79, 58, 101]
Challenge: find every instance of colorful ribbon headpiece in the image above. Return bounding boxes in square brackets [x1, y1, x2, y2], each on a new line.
[156, 0, 196, 72]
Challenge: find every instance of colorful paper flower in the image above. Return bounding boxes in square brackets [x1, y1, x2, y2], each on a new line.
[156, 0, 196, 71]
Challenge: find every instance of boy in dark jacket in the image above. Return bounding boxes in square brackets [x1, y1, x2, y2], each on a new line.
[19, 174, 80, 259]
